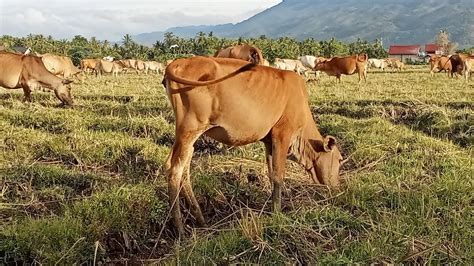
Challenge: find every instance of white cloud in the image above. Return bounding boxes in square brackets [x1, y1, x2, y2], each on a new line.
[0, 0, 281, 40]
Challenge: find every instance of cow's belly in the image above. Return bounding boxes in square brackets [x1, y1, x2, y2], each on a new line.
[0, 76, 21, 89]
[204, 126, 268, 146]
[204, 108, 277, 146]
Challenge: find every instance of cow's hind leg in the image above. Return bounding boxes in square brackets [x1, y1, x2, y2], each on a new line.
[181, 144, 206, 227]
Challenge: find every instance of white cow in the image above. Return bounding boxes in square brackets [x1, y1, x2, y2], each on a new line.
[274, 58, 308, 75]
[299, 55, 317, 69]
[144, 61, 165, 74]
[368, 58, 386, 71]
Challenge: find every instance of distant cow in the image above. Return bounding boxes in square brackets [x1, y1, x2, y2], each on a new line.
[144, 61, 165, 74]
[94, 60, 123, 77]
[368, 58, 386, 71]
[136, 60, 146, 73]
[299, 55, 317, 69]
[0, 52, 73, 106]
[449, 54, 469, 78]
[41, 53, 82, 80]
[298, 55, 325, 79]
[80, 59, 100, 74]
[463, 57, 474, 81]
[385, 58, 405, 71]
[214, 44, 264, 65]
[429, 55, 452, 76]
[274, 58, 308, 75]
[314, 54, 368, 83]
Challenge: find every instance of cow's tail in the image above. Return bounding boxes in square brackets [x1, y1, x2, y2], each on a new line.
[165, 60, 256, 86]
[357, 53, 368, 62]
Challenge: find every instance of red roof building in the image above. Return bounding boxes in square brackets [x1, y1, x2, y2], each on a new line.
[388, 45, 421, 55]
[425, 43, 442, 55]
[388, 45, 421, 63]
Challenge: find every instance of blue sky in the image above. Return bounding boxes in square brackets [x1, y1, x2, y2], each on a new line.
[0, 0, 281, 40]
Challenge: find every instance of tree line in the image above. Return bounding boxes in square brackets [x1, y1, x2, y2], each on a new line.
[0, 32, 388, 66]
[1, 32, 471, 67]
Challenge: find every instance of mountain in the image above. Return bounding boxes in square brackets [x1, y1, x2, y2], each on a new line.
[134, 0, 474, 46]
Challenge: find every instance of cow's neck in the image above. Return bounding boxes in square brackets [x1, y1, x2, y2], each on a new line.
[35, 71, 63, 89]
[288, 115, 323, 170]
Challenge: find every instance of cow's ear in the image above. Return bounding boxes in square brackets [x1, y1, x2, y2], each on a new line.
[323, 136, 337, 152]
[62, 79, 73, 85]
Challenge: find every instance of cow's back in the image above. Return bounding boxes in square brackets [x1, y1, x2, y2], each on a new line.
[166, 57, 307, 144]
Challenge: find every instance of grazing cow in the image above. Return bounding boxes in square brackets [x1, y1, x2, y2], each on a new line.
[214, 44, 264, 65]
[162, 56, 343, 235]
[0, 52, 73, 106]
[299, 56, 329, 79]
[40, 53, 82, 80]
[125, 59, 139, 73]
[464, 57, 474, 81]
[314, 54, 368, 83]
[94, 60, 123, 77]
[80, 59, 100, 74]
[429, 55, 452, 76]
[274, 58, 308, 75]
[368, 58, 386, 71]
[144, 61, 164, 74]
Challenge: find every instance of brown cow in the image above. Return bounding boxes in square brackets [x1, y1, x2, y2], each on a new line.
[41, 53, 82, 80]
[0, 52, 73, 106]
[94, 60, 123, 77]
[429, 55, 452, 76]
[314, 54, 368, 83]
[449, 54, 469, 78]
[162, 56, 343, 236]
[80, 59, 99, 74]
[385, 58, 405, 72]
[214, 44, 264, 65]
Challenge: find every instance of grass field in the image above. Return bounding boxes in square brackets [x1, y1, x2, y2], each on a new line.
[1, 67, 473, 264]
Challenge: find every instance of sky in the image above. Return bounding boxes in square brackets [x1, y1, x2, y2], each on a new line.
[0, 0, 281, 41]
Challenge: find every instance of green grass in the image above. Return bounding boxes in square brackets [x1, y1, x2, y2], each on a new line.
[1, 68, 473, 264]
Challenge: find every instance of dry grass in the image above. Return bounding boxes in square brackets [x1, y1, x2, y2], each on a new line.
[1, 66, 473, 264]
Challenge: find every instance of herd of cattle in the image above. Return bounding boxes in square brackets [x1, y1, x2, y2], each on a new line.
[0, 44, 472, 236]
[0, 44, 473, 108]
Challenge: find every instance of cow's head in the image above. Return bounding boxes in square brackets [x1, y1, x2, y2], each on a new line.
[308, 136, 343, 188]
[313, 60, 328, 71]
[249, 49, 262, 65]
[55, 79, 74, 107]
